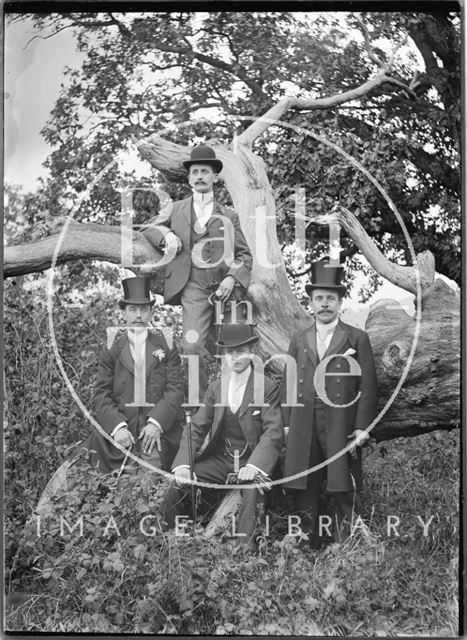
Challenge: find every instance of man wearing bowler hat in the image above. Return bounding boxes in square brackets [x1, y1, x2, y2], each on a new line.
[281, 261, 378, 548]
[160, 323, 284, 548]
[141, 145, 253, 398]
[83, 277, 185, 479]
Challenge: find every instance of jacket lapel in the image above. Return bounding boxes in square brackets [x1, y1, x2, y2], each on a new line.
[323, 320, 348, 359]
[207, 201, 223, 235]
[211, 377, 228, 440]
[118, 332, 164, 376]
[119, 335, 134, 373]
[146, 333, 163, 376]
[174, 197, 192, 248]
[238, 369, 255, 419]
[305, 322, 319, 367]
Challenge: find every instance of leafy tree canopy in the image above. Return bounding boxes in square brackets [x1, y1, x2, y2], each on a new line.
[7, 10, 461, 290]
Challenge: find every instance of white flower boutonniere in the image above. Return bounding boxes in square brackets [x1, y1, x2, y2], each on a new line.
[152, 348, 165, 362]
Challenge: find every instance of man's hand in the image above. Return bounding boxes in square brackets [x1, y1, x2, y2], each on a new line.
[215, 275, 236, 301]
[348, 429, 370, 452]
[174, 467, 197, 488]
[139, 422, 162, 454]
[113, 427, 135, 449]
[237, 465, 259, 482]
[164, 231, 182, 254]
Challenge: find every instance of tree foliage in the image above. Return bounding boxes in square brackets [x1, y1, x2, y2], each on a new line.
[7, 10, 460, 289]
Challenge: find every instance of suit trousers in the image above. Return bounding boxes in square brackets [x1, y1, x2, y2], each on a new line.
[180, 275, 214, 401]
[122, 433, 180, 484]
[294, 403, 361, 548]
[121, 438, 162, 488]
[160, 451, 264, 548]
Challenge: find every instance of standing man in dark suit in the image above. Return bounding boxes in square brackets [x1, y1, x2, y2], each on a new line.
[84, 277, 185, 478]
[161, 323, 284, 549]
[141, 146, 253, 398]
[281, 262, 378, 548]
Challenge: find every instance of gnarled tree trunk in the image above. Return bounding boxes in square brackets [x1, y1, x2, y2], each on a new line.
[367, 279, 460, 441]
[4, 136, 460, 439]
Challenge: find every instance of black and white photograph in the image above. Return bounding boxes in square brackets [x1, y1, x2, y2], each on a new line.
[3, 5, 461, 636]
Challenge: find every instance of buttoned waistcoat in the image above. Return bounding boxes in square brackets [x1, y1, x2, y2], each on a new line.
[172, 369, 284, 477]
[141, 196, 253, 305]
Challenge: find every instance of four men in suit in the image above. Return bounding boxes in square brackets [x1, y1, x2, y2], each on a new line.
[84, 277, 185, 477]
[86, 145, 378, 550]
[281, 261, 378, 548]
[141, 146, 253, 398]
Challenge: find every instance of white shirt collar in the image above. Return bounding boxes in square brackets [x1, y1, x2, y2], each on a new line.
[127, 327, 148, 361]
[229, 365, 252, 387]
[127, 326, 148, 340]
[315, 317, 339, 334]
[192, 190, 214, 205]
[227, 366, 251, 412]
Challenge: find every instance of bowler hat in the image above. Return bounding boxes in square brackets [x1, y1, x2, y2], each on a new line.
[182, 145, 223, 173]
[305, 261, 347, 297]
[119, 277, 156, 309]
[215, 323, 259, 349]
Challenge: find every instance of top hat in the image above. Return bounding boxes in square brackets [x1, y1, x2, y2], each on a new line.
[119, 277, 156, 309]
[305, 261, 347, 297]
[182, 145, 223, 173]
[215, 323, 259, 349]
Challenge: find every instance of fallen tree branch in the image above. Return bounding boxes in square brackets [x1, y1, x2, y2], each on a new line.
[4, 218, 165, 290]
[310, 207, 435, 294]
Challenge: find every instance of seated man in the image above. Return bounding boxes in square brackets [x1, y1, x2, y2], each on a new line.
[161, 323, 284, 548]
[83, 277, 185, 479]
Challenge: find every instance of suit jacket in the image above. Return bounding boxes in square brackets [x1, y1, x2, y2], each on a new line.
[85, 329, 185, 473]
[281, 320, 378, 492]
[172, 369, 284, 476]
[141, 196, 253, 305]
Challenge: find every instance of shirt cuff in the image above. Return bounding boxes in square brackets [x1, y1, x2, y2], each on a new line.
[111, 422, 127, 438]
[246, 463, 268, 476]
[147, 417, 163, 431]
[172, 465, 190, 473]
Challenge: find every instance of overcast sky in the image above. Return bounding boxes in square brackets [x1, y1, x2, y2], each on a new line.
[5, 16, 84, 191]
[5, 13, 454, 307]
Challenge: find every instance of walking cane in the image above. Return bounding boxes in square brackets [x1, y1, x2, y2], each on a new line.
[208, 292, 226, 444]
[116, 444, 133, 482]
[209, 291, 225, 380]
[185, 409, 197, 531]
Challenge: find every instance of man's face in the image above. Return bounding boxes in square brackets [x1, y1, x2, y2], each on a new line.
[188, 164, 218, 194]
[123, 304, 152, 327]
[224, 344, 252, 374]
[311, 289, 342, 324]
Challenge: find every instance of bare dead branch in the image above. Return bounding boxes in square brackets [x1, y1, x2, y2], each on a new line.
[355, 13, 385, 67]
[383, 76, 417, 98]
[237, 70, 394, 145]
[310, 207, 435, 294]
[4, 219, 165, 285]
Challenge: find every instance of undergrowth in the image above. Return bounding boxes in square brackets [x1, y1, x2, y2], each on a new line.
[4, 278, 460, 635]
[5, 432, 459, 635]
